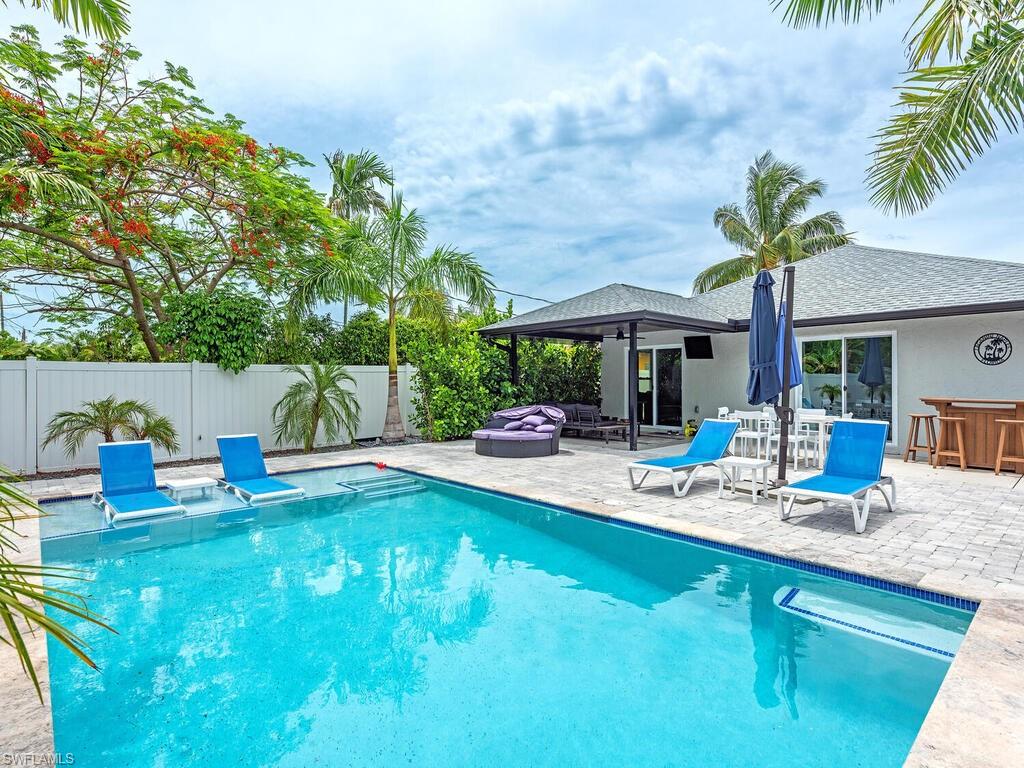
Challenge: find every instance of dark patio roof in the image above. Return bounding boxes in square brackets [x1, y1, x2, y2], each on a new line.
[479, 244, 1024, 339]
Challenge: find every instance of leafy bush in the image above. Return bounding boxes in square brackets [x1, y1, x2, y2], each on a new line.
[409, 312, 516, 441]
[408, 306, 602, 441]
[154, 291, 269, 373]
[519, 341, 601, 405]
[332, 311, 433, 366]
[264, 314, 348, 365]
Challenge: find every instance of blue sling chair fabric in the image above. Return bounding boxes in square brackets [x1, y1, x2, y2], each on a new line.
[778, 420, 895, 534]
[216, 434, 304, 505]
[626, 419, 740, 497]
[94, 441, 184, 522]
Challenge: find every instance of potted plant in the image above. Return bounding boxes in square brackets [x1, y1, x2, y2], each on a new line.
[816, 383, 842, 406]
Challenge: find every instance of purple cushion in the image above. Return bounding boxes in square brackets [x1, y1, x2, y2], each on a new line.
[522, 414, 547, 427]
[503, 420, 524, 430]
[487, 430, 551, 441]
[535, 424, 556, 433]
[473, 428, 551, 441]
[521, 424, 536, 431]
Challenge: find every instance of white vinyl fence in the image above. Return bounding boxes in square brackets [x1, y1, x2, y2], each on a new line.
[0, 359, 417, 474]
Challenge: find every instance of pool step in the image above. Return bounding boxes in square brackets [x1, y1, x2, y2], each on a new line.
[341, 474, 426, 500]
[774, 586, 963, 659]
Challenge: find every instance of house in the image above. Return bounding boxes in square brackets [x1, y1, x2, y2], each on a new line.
[479, 244, 1024, 453]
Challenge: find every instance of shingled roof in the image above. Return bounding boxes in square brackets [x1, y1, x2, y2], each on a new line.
[479, 244, 1024, 336]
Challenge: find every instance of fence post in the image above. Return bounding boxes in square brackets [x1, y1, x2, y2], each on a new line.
[190, 360, 201, 460]
[24, 356, 37, 475]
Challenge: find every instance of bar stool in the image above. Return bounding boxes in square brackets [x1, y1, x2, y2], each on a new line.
[903, 413, 937, 463]
[933, 416, 967, 471]
[994, 419, 1024, 475]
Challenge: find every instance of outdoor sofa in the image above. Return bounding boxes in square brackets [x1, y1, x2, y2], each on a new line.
[552, 402, 629, 442]
[472, 405, 565, 458]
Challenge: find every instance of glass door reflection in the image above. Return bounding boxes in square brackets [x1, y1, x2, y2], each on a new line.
[637, 350, 653, 426]
[655, 348, 683, 427]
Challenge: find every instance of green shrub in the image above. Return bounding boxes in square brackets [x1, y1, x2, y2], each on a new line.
[154, 291, 269, 373]
[408, 305, 602, 441]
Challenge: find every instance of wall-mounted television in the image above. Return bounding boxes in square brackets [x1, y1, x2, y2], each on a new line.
[683, 335, 714, 359]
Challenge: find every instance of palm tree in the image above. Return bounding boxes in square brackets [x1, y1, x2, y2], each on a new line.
[0, 466, 114, 699]
[272, 362, 361, 452]
[42, 395, 180, 459]
[291, 190, 494, 442]
[6, 0, 131, 38]
[693, 151, 850, 293]
[324, 150, 394, 324]
[774, 0, 1024, 215]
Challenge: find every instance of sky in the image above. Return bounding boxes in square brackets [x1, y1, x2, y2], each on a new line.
[5, 1, 1024, 321]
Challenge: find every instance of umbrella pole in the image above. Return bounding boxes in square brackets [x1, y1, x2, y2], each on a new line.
[775, 265, 796, 486]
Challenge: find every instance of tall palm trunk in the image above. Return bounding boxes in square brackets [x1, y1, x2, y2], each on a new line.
[382, 307, 405, 442]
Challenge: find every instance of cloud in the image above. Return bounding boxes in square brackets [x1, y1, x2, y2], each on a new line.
[5, 0, 1024, 322]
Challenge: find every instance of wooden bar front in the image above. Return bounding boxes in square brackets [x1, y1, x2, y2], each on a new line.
[921, 397, 1024, 471]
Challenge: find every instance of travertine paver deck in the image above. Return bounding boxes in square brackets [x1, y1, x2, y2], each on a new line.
[4, 439, 1024, 765]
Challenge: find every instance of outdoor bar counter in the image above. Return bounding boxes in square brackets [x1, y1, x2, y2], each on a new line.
[921, 397, 1024, 471]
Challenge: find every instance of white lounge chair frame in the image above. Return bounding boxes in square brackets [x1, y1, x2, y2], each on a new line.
[91, 491, 185, 523]
[627, 459, 719, 498]
[216, 478, 305, 506]
[777, 476, 896, 534]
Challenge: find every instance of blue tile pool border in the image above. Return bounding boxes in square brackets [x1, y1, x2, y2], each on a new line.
[35, 459, 979, 613]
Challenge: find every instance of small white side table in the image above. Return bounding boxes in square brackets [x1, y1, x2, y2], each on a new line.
[714, 457, 772, 505]
[164, 476, 217, 502]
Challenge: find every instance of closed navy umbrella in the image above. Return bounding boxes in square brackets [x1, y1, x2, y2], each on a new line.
[775, 299, 804, 391]
[858, 337, 886, 412]
[747, 270, 782, 406]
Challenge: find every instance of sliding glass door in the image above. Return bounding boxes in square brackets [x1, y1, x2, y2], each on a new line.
[655, 348, 683, 427]
[630, 346, 683, 429]
[800, 333, 895, 442]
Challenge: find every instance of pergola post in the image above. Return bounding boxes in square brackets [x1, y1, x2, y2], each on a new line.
[628, 322, 638, 451]
[510, 334, 519, 387]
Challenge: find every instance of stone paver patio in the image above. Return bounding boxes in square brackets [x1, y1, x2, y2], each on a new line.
[4, 438, 1024, 765]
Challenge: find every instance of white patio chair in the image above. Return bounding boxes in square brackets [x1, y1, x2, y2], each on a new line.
[732, 410, 770, 459]
[766, 408, 816, 469]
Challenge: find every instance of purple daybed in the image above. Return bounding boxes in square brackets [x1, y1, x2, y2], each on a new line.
[472, 405, 565, 458]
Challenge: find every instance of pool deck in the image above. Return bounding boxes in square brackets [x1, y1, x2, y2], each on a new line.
[4, 439, 1024, 765]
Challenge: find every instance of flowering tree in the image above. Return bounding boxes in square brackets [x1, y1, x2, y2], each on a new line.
[0, 26, 367, 360]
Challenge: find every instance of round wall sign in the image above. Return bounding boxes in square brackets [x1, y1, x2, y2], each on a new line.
[974, 333, 1012, 365]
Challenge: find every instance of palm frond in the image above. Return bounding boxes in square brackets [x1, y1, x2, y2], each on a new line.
[0, 465, 114, 700]
[867, 22, 1024, 214]
[773, 0, 893, 28]
[272, 362, 361, 450]
[712, 204, 758, 251]
[0, 164, 110, 216]
[906, 0, 1002, 67]
[692, 254, 756, 294]
[12, 0, 131, 38]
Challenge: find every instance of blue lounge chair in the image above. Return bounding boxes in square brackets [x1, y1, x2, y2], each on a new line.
[627, 419, 739, 497]
[92, 440, 185, 523]
[216, 434, 305, 505]
[777, 419, 895, 534]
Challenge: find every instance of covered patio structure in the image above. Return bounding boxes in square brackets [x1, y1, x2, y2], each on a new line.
[478, 245, 1024, 455]
[478, 283, 738, 451]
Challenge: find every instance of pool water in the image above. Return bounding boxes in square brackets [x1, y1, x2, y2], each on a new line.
[42, 466, 972, 767]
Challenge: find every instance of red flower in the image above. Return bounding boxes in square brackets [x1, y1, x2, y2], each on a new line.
[22, 131, 52, 164]
[375, 462, 387, 471]
[123, 219, 151, 238]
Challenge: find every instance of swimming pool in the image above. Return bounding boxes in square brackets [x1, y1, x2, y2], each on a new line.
[42, 465, 973, 767]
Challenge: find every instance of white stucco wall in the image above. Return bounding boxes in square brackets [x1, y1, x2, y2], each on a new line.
[600, 310, 1024, 451]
